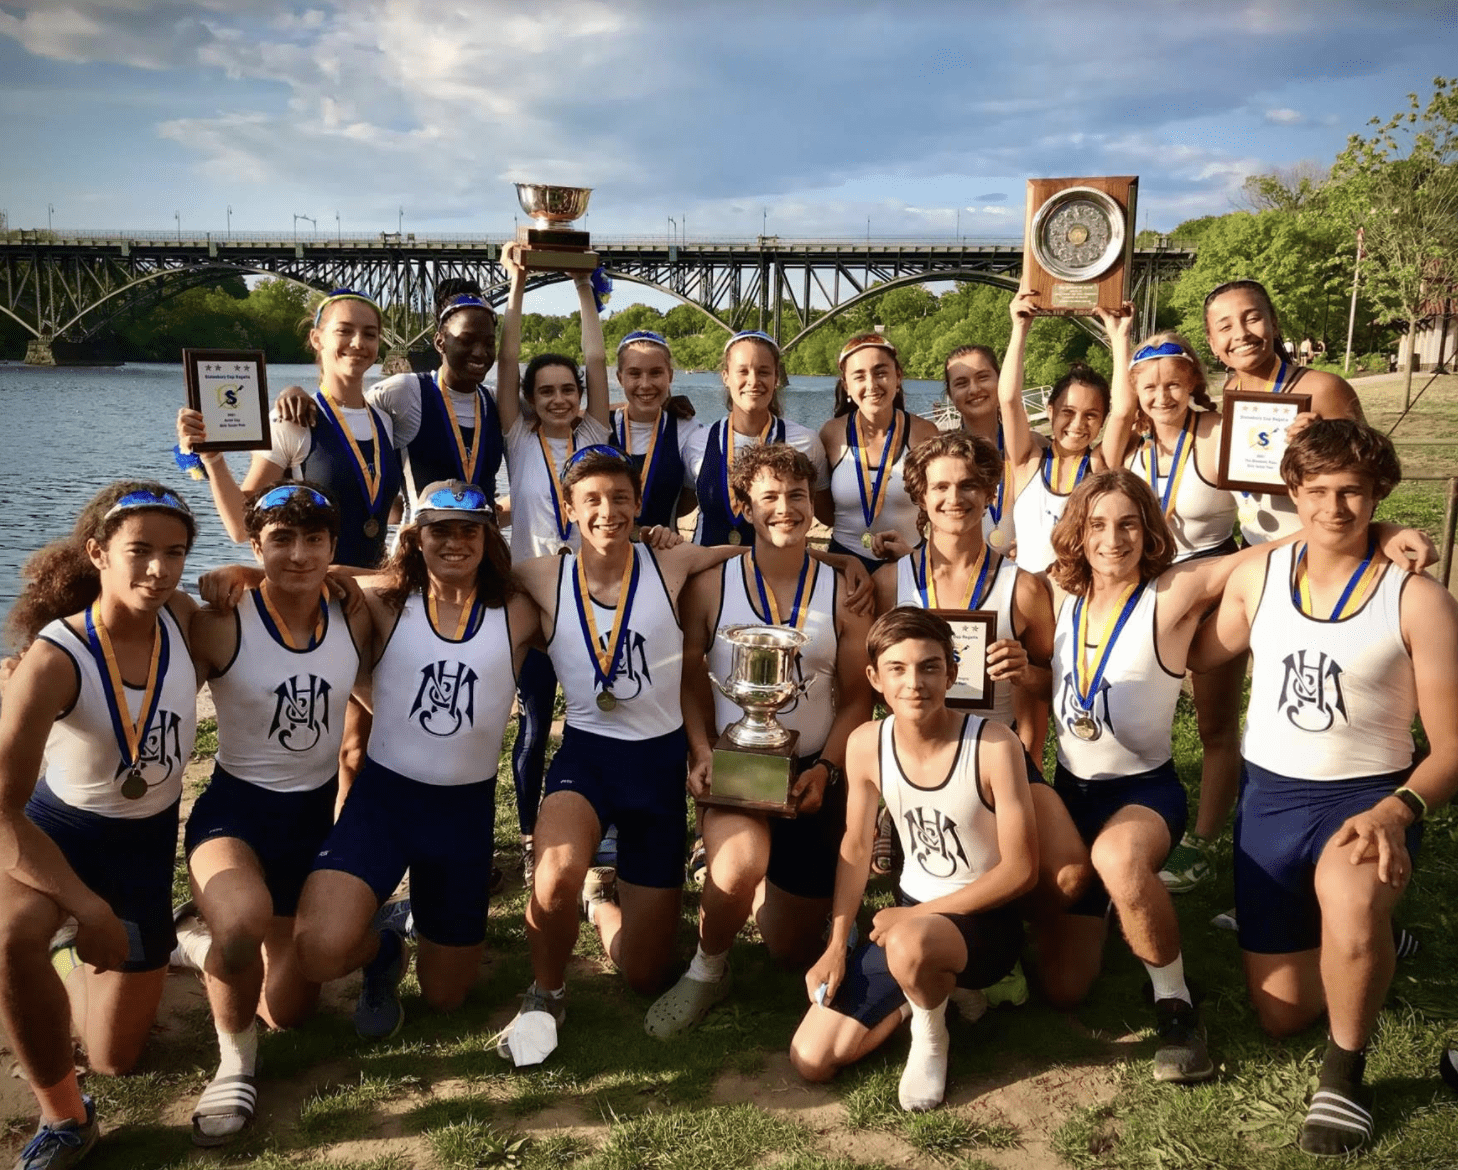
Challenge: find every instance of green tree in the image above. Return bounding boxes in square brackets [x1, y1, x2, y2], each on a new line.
[1330, 77, 1458, 407]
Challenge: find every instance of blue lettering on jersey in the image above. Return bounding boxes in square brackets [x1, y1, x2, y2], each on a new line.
[904, 807, 970, 880]
[597, 628, 651, 701]
[118, 708, 184, 785]
[1278, 650, 1347, 732]
[1058, 672, 1114, 738]
[269, 675, 332, 752]
[411, 660, 478, 736]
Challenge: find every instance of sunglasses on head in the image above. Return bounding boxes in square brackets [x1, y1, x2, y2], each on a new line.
[255, 485, 332, 511]
[838, 333, 898, 365]
[104, 489, 192, 521]
[565, 444, 633, 470]
[1130, 341, 1197, 367]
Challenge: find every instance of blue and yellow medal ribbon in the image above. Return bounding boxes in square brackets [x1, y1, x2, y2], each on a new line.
[1242, 357, 1290, 396]
[1042, 447, 1092, 495]
[722, 415, 778, 523]
[256, 583, 328, 650]
[1145, 413, 1195, 518]
[314, 390, 385, 515]
[573, 548, 641, 693]
[918, 544, 994, 610]
[849, 409, 908, 532]
[988, 422, 1010, 528]
[539, 430, 578, 543]
[614, 408, 666, 523]
[1071, 582, 1143, 713]
[432, 373, 482, 483]
[83, 602, 168, 778]
[427, 588, 481, 641]
[750, 552, 812, 630]
[1292, 537, 1380, 620]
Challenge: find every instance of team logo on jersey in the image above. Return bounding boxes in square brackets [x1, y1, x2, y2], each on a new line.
[1057, 673, 1114, 738]
[115, 709, 184, 786]
[903, 807, 970, 880]
[1277, 650, 1347, 732]
[596, 629, 652, 701]
[269, 674, 332, 752]
[411, 660, 478, 736]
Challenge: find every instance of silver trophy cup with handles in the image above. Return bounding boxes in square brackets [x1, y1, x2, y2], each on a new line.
[507, 183, 598, 272]
[704, 625, 813, 816]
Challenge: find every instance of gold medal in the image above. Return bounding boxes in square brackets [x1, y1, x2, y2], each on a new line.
[629, 525, 642, 543]
[860, 532, 874, 550]
[727, 530, 742, 546]
[363, 518, 381, 539]
[989, 529, 1006, 549]
[121, 769, 148, 800]
[596, 690, 618, 713]
[1071, 715, 1101, 742]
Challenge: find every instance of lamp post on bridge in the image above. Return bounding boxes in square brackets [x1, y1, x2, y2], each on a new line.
[174, 211, 181, 242]
[335, 211, 341, 243]
[293, 214, 317, 241]
[226, 205, 232, 240]
[398, 207, 404, 236]
[47, 203, 54, 234]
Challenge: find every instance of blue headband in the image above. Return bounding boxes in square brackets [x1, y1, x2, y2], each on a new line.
[104, 488, 193, 522]
[1130, 341, 1197, 368]
[313, 288, 380, 326]
[724, 329, 780, 354]
[437, 294, 496, 327]
[617, 330, 670, 353]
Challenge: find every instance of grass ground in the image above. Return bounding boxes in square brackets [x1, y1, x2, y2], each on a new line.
[1, 374, 1454, 1169]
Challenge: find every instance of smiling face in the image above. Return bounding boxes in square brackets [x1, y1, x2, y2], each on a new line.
[841, 346, 901, 416]
[1081, 489, 1145, 584]
[1291, 470, 1378, 552]
[1205, 287, 1278, 374]
[436, 307, 497, 384]
[946, 350, 1000, 428]
[744, 468, 813, 549]
[867, 635, 955, 715]
[252, 521, 335, 596]
[419, 519, 485, 587]
[919, 454, 987, 537]
[1133, 357, 1200, 428]
[310, 299, 381, 381]
[1048, 382, 1106, 455]
[722, 338, 780, 417]
[565, 470, 638, 552]
[617, 342, 674, 419]
[87, 512, 191, 613]
[530, 362, 584, 430]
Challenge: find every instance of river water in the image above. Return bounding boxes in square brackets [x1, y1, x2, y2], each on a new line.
[0, 362, 954, 631]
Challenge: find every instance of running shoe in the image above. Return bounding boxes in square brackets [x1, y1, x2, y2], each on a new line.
[1158, 833, 1212, 894]
[16, 1096, 98, 1170]
[984, 960, 1029, 1008]
[581, 866, 617, 921]
[1152, 997, 1215, 1083]
[353, 930, 406, 1041]
[1440, 1042, 1458, 1093]
[495, 982, 567, 1062]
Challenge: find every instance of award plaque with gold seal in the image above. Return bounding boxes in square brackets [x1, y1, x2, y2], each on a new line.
[508, 183, 600, 273]
[1023, 177, 1138, 315]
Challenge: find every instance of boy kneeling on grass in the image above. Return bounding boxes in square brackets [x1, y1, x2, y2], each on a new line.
[790, 607, 1038, 1112]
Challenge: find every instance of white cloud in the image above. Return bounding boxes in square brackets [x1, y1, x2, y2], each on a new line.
[1265, 107, 1306, 124]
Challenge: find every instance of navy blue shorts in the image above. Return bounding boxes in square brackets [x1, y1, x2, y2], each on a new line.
[1023, 748, 1047, 785]
[25, 782, 180, 972]
[1234, 760, 1421, 955]
[311, 756, 495, 948]
[827, 537, 892, 579]
[828, 891, 1023, 1027]
[544, 724, 688, 889]
[765, 755, 846, 900]
[1053, 759, 1187, 918]
[184, 765, 338, 918]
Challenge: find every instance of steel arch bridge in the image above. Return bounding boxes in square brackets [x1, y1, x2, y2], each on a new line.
[0, 230, 1194, 363]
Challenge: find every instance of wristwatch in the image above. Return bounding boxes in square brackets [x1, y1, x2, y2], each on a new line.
[820, 761, 845, 788]
[1392, 786, 1426, 823]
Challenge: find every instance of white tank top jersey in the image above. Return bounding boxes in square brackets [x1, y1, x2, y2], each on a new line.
[210, 591, 361, 793]
[895, 550, 1020, 728]
[879, 714, 1003, 905]
[368, 595, 515, 786]
[547, 544, 684, 740]
[503, 414, 612, 563]
[1052, 584, 1184, 780]
[708, 556, 838, 758]
[36, 606, 197, 819]
[1010, 465, 1070, 575]
[1238, 490, 1302, 546]
[828, 420, 922, 550]
[1130, 435, 1238, 560]
[683, 417, 832, 492]
[1242, 543, 1415, 779]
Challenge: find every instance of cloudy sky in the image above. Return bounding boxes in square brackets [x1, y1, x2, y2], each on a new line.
[2, 1, 1455, 309]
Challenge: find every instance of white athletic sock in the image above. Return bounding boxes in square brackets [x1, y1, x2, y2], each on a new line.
[216, 1021, 258, 1078]
[1144, 954, 1191, 1006]
[898, 998, 950, 1112]
[172, 914, 213, 972]
[686, 943, 729, 983]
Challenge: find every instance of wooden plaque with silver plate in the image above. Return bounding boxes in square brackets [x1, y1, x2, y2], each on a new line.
[1023, 177, 1138, 315]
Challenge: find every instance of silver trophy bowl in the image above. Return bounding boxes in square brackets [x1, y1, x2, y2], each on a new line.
[514, 183, 593, 230]
[707, 624, 811, 749]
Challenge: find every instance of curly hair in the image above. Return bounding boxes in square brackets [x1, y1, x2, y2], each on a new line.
[243, 480, 340, 541]
[866, 606, 957, 674]
[1047, 470, 1175, 597]
[1281, 418, 1402, 502]
[376, 517, 518, 613]
[903, 431, 1004, 539]
[1129, 330, 1216, 434]
[720, 335, 786, 417]
[729, 442, 816, 510]
[5, 480, 198, 650]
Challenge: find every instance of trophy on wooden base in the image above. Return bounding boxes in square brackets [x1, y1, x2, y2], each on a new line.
[508, 183, 598, 272]
[702, 625, 812, 818]
[1022, 176, 1138, 315]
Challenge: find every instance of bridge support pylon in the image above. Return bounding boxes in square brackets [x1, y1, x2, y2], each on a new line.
[24, 338, 56, 366]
